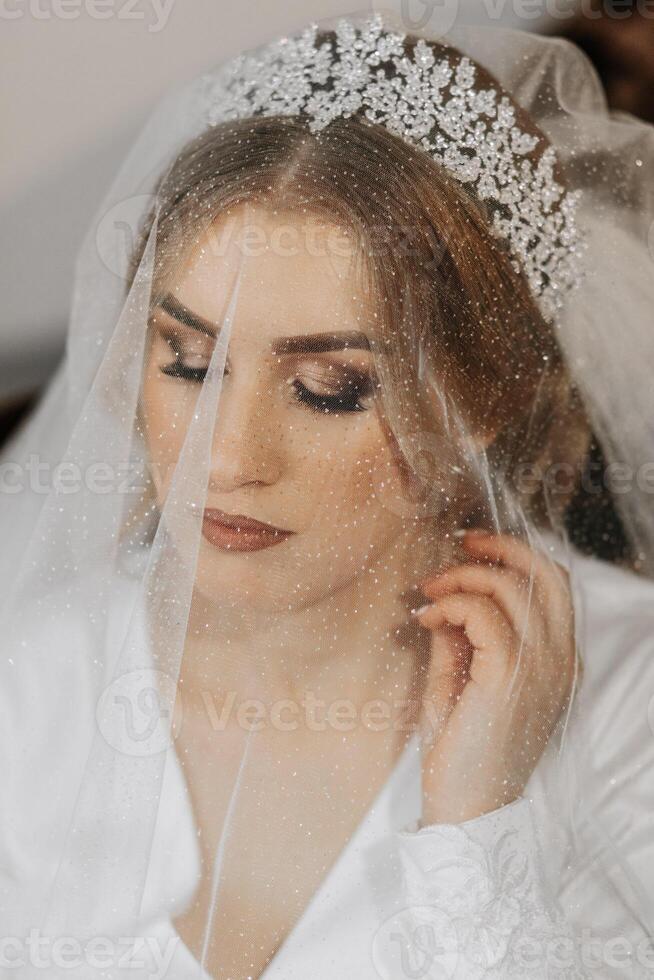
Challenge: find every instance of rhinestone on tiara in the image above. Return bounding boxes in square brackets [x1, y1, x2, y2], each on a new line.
[201, 13, 584, 318]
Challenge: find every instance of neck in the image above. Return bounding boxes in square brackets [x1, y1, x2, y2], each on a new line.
[175, 526, 434, 725]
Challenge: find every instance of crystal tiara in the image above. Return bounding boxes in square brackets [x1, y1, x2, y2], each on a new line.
[201, 14, 584, 318]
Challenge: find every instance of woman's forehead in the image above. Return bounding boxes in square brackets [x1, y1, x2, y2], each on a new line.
[166, 206, 377, 344]
[155, 290, 375, 358]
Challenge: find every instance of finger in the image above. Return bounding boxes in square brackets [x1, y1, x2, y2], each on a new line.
[421, 625, 472, 742]
[415, 593, 516, 689]
[426, 622, 472, 702]
[461, 530, 541, 575]
[462, 531, 571, 608]
[420, 563, 538, 633]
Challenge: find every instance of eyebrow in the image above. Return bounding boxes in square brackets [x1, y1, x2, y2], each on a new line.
[157, 292, 372, 354]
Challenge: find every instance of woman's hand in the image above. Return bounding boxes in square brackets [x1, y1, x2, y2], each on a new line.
[413, 529, 579, 826]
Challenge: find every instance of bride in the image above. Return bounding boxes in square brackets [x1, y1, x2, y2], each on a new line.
[1, 11, 654, 979]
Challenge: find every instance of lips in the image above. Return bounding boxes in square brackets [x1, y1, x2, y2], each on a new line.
[200, 507, 294, 552]
[203, 508, 290, 534]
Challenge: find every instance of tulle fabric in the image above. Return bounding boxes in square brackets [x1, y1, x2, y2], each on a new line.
[1, 10, 654, 979]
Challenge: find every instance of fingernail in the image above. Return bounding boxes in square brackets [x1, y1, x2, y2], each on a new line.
[453, 527, 486, 538]
[411, 603, 435, 616]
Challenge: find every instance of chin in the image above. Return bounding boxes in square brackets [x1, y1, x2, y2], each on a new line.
[191, 537, 359, 617]
[192, 537, 301, 613]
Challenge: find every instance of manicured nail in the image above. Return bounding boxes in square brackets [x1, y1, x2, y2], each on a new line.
[411, 603, 435, 616]
[461, 527, 490, 536]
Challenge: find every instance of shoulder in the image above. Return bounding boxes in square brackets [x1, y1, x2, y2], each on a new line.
[570, 546, 654, 620]
[532, 547, 654, 926]
[561, 549, 654, 807]
[541, 532, 654, 682]
[0, 565, 143, 873]
[0, 562, 147, 768]
[568, 548, 654, 693]
[0, 564, 143, 734]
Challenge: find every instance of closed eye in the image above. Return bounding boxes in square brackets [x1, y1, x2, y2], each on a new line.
[158, 360, 378, 415]
[288, 375, 377, 415]
[152, 314, 379, 415]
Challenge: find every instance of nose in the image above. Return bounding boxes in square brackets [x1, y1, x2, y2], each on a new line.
[207, 365, 285, 493]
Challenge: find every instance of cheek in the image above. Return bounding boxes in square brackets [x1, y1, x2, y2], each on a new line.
[141, 366, 198, 496]
[293, 419, 409, 542]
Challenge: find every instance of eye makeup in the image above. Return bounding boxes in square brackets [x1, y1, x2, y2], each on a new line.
[152, 318, 214, 383]
[149, 303, 380, 416]
[287, 364, 378, 415]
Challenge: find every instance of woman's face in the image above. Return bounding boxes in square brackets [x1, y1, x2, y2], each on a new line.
[140, 205, 426, 613]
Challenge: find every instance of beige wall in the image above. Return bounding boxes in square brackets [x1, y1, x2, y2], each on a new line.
[0, 0, 553, 396]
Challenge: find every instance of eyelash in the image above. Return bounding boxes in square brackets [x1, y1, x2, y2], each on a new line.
[157, 338, 377, 416]
[288, 377, 371, 415]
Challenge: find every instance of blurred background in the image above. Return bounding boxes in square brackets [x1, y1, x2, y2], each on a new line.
[0, 0, 652, 449]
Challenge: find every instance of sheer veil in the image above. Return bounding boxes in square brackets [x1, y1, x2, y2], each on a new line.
[1, 8, 653, 978]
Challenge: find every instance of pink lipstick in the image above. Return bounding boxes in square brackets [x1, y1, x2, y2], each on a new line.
[201, 508, 294, 552]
